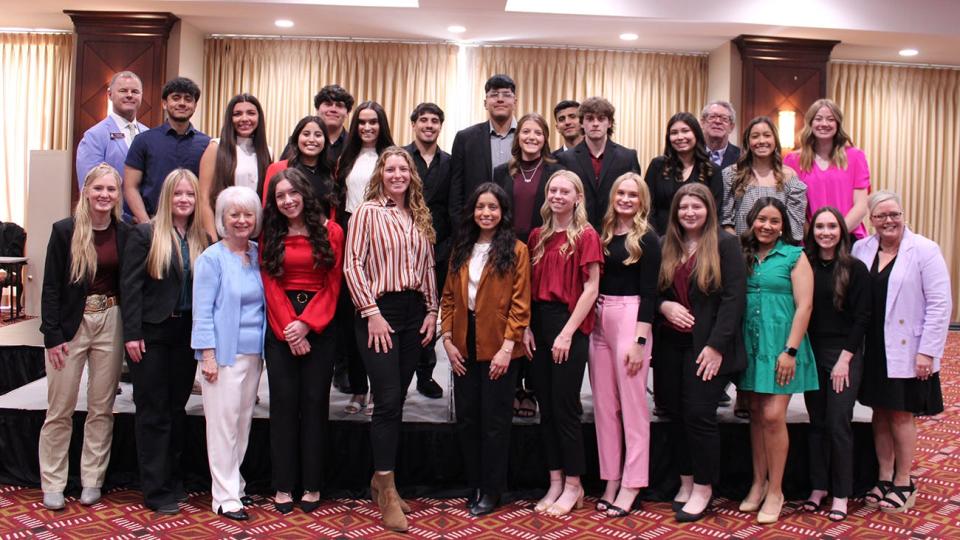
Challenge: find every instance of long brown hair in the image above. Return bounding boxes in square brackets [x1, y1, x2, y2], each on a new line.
[803, 206, 855, 311]
[507, 113, 556, 177]
[731, 116, 786, 197]
[364, 146, 435, 242]
[796, 98, 852, 172]
[600, 172, 651, 265]
[209, 94, 272, 206]
[658, 182, 722, 293]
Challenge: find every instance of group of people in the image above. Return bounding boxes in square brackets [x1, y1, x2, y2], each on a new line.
[39, 71, 951, 533]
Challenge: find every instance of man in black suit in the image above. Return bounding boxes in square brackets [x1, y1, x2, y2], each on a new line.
[449, 74, 517, 224]
[555, 97, 641, 229]
[700, 100, 741, 169]
[552, 100, 583, 158]
[403, 102, 452, 399]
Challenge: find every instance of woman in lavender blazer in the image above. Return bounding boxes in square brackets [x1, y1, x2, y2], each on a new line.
[851, 190, 951, 514]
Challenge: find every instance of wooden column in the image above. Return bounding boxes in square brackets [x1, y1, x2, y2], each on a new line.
[66, 11, 179, 203]
[733, 35, 839, 146]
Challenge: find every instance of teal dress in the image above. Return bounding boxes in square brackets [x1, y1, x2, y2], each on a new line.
[738, 241, 818, 394]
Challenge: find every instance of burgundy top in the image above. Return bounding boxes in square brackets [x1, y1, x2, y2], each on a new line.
[589, 152, 604, 185]
[666, 255, 695, 334]
[89, 224, 119, 296]
[528, 225, 603, 334]
[513, 160, 544, 239]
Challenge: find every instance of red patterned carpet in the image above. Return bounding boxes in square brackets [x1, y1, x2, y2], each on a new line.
[2, 332, 958, 539]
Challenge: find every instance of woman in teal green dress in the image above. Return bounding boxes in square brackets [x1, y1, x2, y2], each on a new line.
[737, 197, 817, 524]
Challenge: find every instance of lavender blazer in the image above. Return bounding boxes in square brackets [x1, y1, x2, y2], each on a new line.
[852, 227, 952, 377]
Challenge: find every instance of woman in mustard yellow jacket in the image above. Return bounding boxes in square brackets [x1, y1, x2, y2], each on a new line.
[441, 182, 531, 517]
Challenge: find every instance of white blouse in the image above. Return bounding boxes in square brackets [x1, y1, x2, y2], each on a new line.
[467, 242, 491, 311]
[233, 136, 260, 192]
[344, 148, 379, 214]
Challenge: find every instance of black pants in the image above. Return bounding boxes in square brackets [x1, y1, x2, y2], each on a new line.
[335, 275, 368, 394]
[127, 314, 196, 509]
[415, 262, 446, 383]
[529, 302, 588, 476]
[655, 327, 730, 485]
[264, 291, 335, 493]
[804, 343, 863, 498]
[455, 311, 519, 496]
[355, 291, 426, 471]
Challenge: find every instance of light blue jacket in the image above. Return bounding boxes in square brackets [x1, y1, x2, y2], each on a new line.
[191, 241, 266, 366]
[75, 115, 149, 190]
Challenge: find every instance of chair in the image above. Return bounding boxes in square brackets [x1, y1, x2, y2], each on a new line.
[0, 221, 26, 320]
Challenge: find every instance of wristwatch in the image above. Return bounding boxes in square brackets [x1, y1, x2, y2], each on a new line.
[782, 346, 798, 357]
[635, 336, 647, 345]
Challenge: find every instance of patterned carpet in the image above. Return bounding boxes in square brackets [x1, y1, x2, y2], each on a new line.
[2, 332, 958, 539]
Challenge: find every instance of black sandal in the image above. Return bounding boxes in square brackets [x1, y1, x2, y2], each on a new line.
[864, 480, 892, 508]
[801, 499, 821, 512]
[880, 481, 917, 513]
[595, 499, 612, 512]
[827, 509, 847, 522]
[605, 504, 629, 517]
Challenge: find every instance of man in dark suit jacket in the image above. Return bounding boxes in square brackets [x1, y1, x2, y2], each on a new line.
[700, 100, 741, 169]
[555, 97, 641, 228]
[449, 74, 517, 225]
[552, 99, 583, 158]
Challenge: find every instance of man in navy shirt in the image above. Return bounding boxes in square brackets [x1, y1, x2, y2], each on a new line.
[124, 77, 210, 223]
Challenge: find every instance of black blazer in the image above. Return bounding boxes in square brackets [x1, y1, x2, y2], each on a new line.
[654, 231, 746, 375]
[644, 155, 724, 236]
[40, 217, 130, 348]
[449, 121, 496, 225]
[719, 144, 741, 169]
[403, 143, 453, 262]
[555, 139, 641, 229]
[492, 160, 563, 241]
[120, 223, 188, 342]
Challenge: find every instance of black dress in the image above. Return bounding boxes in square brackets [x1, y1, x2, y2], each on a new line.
[859, 254, 944, 415]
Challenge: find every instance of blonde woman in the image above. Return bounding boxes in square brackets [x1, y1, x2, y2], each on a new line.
[40, 163, 131, 510]
[591, 173, 661, 517]
[343, 146, 437, 533]
[522, 170, 602, 517]
[120, 169, 210, 514]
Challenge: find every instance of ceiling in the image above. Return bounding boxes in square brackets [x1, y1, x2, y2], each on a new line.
[3, 0, 960, 65]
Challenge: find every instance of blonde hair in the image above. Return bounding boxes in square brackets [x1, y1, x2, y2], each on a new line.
[797, 98, 852, 172]
[365, 146, 436, 243]
[70, 163, 123, 284]
[600, 172, 651, 265]
[531, 170, 591, 265]
[868, 190, 903, 213]
[146, 169, 210, 279]
[658, 182, 723, 293]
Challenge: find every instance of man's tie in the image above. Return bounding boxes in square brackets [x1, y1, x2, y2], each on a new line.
[126, 123, 139, 147]
[711, 149, 722, 167]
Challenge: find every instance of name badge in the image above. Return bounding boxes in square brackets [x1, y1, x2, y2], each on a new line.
[110, 132, 125, 140]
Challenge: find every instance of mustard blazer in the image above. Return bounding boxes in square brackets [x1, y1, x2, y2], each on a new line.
[440, 240, 531, 361]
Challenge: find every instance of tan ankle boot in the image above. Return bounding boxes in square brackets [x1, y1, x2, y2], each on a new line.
[370, 472, 408, 532]
[369, 475, 412, 513]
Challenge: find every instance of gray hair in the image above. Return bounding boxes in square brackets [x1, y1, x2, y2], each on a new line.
[215, 186, 262, 238]
[109, 71, 142, 90]
[868, 190, 903, 213]
[700, 100, 737, 126]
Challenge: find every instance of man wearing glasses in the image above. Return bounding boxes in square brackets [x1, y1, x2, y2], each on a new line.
[449, 74, 518, 223]
[700, 101, 741, 169]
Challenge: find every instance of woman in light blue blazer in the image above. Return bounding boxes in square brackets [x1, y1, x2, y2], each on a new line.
[191, 186, 266, 521]
[852, 190, 951, 514]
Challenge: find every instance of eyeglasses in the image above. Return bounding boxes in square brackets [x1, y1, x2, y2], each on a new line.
[870, 211, 903, 222]
[486, 90, 515, 100]
[703, 114, 731, 124]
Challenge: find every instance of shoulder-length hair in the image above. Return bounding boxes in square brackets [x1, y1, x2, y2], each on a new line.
[507, 113, 556, 177]
[147, 169, 210, 279]
[661, 112, 715, 184]
[741, 197, 795, 275]
[365, 146, 435, 242]
[336, 101, 395, 183]
[531, 170, 591, 265]
[804, 206, 855, 311]
[70, 163, 123, 284]
[600, 172, 651, 265]
[449, 183, 518, 276]
[731, 116, 786, 197]
[261, 168, 335, 277]
[210, 94, 272, 206]
[658, 182, 722, 293]
[797, 98, 853, 172]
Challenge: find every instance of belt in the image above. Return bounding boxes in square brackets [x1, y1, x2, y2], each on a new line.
[84, 294, 118, 313]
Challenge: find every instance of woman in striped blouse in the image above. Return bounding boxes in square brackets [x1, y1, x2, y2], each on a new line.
[343, 146, 437, 533]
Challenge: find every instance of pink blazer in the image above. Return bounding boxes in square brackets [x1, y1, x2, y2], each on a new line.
[852, 227, 952, 378]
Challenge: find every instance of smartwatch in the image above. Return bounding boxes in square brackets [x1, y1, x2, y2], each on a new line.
[635, 336, 647, 346]
[782, 346, 798, 357]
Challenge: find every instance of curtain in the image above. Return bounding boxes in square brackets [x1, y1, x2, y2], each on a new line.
[467, 45, 708, 165]
[0, 33, 74, 225]
[829, 62, 960, 321]
[202, 38, 460, 158]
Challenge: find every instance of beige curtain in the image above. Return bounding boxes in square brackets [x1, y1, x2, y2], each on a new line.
[468, 45, 708, 165]
[203, 38, 459, 158]
[0, 32, 74, 224]
[830, 62, 960, 321]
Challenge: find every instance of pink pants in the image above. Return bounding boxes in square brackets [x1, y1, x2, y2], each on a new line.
[589, 295, 651, 488]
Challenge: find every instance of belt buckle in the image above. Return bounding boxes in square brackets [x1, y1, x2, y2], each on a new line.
[86, 295, 107, 313]
[296, 292, 309, 304]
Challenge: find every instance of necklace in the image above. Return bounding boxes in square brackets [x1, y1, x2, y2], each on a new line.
[520, 159, 543, 183]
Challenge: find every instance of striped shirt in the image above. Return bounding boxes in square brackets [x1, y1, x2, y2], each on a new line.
[721, 165, 807, 242]
[344, 196, 438, 317]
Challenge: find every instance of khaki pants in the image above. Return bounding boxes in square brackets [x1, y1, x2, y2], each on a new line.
[38, 305, 122, 492]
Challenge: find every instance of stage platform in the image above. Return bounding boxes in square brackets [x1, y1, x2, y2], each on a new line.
[0, 318, 877, 501]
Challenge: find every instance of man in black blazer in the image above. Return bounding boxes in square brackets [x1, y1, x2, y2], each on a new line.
[555, 97, 641, 229]
[449, 74, 517, 225]
[700, 100, 741, 169]
[403, 102, 452, 399]
[552, 99, 583, 158]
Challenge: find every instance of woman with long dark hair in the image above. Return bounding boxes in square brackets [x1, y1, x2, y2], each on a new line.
[801, 206, 870, 521]
[260, 168, 343, 514]
[644, 112, 723, 234]
[441, 182, 531, 516]
[263, 116, 337, 217]
[198, 93, 272, 238]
